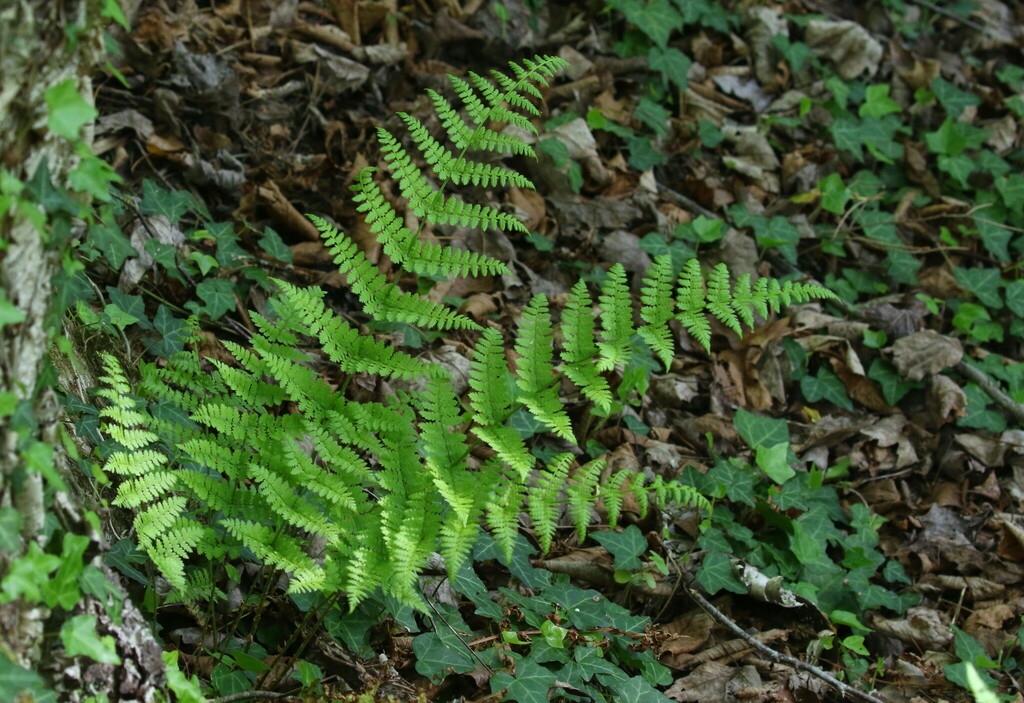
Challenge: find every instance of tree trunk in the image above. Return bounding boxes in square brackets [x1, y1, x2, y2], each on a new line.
[0, 3, 167, 700]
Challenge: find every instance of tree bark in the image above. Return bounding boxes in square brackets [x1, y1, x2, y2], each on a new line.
[0, 3, 167, 700]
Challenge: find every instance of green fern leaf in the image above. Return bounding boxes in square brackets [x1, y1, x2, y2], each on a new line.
[561, 279, 612, 411]
[638, 255, 676, 370]
[596, 264, 635, 371]
[514, 295, 573, 442]
[566, 459, 604, 543]
[528, 453, 573, 553]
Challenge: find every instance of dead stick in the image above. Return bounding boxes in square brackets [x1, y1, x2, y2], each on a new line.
[680, 573, 885, 703]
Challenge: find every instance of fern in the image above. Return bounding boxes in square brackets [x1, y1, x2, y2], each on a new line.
[98, 55, 836, 614]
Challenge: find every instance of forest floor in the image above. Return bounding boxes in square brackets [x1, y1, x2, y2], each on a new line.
[84, 0, 1024, 701]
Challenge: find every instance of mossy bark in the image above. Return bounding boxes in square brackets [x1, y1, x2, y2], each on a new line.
[0, 3, 167, 699]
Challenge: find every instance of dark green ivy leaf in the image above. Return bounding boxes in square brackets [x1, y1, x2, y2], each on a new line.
[591, 525, 647, 572]
[193, 278, 236, 321]
[800, 367, 854, 411]
[139, 179, 197, 223]
[696, 551, 746, 595]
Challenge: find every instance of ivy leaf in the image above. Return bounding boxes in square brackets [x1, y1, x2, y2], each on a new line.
[756, 442, 796, 484]
[414, 631, 479, 682]
[886, 249, 922, 286]
[790, 519, 824, 564]
[607, 0, 682, 49]
[591, 525, 647, 572]
[960, 383, 1006, 433]
[628, 137, 667, 171]
[924, 117, 987, 156]
[1006, 280, 1024, 318]
[103, 303, 138, 330]
[634, 97, 671, 138]
[0, 508, 22, 552]
[734, 408, 789, 451]
[102, 538, 149, 585]
[491, 659, 556, 703]
[831, 116, 904, 162]
[0, 652, 45, 696]
[148, 305, 187, 358]
[708, 458, 756, 506]
[603, 673, 669, 702]
[194, 278, 236, 321]
[211, 664, 250, 696]
[105, 287, 152, 330]
[698, 119, 724, 148]
[858, 84, 901, 118]
[954, 267, 1004, 310]
[800, 367, 854, 410]
[60, 615, 122, 665]
[0, 290, 26, 330]
[648, 47, 692, 92]
[259, 226, 293, 263]
[42, 533, 89, 610]
[88, 221, 137, 269]
[937, 154, 976, 189]
[696, 551, 746, 595]
[139, 179, 196, 224]
[996, 174, 1024, 213]
[818, 173, 850, 214]
[867, 359, 916, 406]
[45, 80, 98, 139]
[931, 77, 980, 118]
[0, 542, 61, 602]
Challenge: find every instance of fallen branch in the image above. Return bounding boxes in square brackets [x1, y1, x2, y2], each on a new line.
[680, 571, 886, 703]
[954, 361, 1024, 427]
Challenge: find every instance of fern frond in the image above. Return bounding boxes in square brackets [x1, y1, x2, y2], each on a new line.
[273, 279, 431, 379]
[469, 328, 533, 476]
[561, 279, 612, 411]
[419, 373, 473, 522]
[428, 90, 534, 156]
[134, 496, 187, 551]
[222, 520, 325, 593]
[528, 453, 573, 553]
[596, 264, 635, 372]
[399, 113, 534, 188]
[311, 215, 480, 330]
[104, 449, 167, 477]
[113, 470, 178, 508]
[566, 459, 604, 543]
[601, 471, 632, 529]
[514, 295, 573, 442]
[638, 256, 676, 370]
[486, 478, 527, 563]
[677, 259, 712, 352]
[376, 134, 528, 233]
[706, 263, 742, 336]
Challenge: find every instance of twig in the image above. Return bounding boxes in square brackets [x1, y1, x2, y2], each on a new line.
[955, 361, 1024, 427]
[212, 692, 285, 703]
[680, 572, 885, 703]
[904, 0, 988, 33]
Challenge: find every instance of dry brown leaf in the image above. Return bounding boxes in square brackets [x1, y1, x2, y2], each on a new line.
[890, 330, 963, 382]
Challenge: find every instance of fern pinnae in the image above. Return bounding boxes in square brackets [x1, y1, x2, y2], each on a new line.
[561, 279, 612, 411]
[706, 263, 742, 336]
[528, 452, 573, 553]
[638, 255, 676, 370]
[677, 259, 713, 352]
[468, 333, 534, 476]
[596, 264, 635, 372]
[311, 214, 478, 330]
[419, 373, 474, 523]
[397, 112, 534, 189]
[514, 295, 573, 442]
[567, 459, 604, 543]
